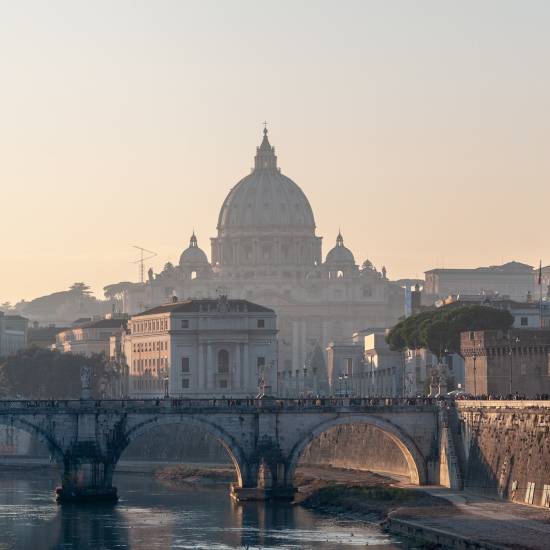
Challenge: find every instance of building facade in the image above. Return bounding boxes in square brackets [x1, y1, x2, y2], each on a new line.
[425, 262, 536, 302]
[461, 329, 550, 397]
[53, 315, 127, 356]
[125, 296, 277, 398]
[0, 312, 28, 357]
[113, 129, 404, 396]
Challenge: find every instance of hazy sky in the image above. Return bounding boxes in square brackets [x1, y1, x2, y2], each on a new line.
[1, 1, 549, 304]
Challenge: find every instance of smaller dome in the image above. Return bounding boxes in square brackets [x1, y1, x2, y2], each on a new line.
[325, 232, 355, 265]
[179, 232, 209, 266]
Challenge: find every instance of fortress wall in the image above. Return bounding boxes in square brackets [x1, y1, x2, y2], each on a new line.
[456, 402, 550, 506]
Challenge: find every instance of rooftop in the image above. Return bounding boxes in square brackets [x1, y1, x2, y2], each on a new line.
[134, 298, 274, 317]
[426, 261, 535, 275]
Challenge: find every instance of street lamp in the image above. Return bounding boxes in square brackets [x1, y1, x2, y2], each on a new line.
[338, 375, 343, 396]
[472, 350, 478, 398]
[343, 373, 349, 396]
[509, 336, 520, 397]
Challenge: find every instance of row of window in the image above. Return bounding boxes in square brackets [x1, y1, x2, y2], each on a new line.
[133, 318, 168, 334]
[180, 319, 266, 329]
[133, 341, 168, 353]
[180, 352, 266, 374]
[133, 357, 167, 371]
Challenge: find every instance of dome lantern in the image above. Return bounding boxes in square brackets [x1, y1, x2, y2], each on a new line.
[254, 126, 278, 172]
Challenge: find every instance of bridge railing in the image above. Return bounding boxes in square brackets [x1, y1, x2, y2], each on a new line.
[0, 396, 437, 411]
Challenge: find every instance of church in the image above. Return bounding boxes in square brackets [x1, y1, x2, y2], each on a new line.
[117, 128, 404, 396]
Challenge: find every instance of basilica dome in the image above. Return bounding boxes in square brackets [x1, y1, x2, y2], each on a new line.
[325, 232, 355, 265]
[216, 128, 316, 237]
[179, 232, 209, 266]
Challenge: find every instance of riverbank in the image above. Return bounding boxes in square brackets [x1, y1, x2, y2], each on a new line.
[155, 463, 236, 485]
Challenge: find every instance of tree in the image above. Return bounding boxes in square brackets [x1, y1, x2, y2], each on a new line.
[0, 348, 115, 399]
[386, 305, 514, 358]
[103, 281, 135, 299]
[69, 282, 92, 297]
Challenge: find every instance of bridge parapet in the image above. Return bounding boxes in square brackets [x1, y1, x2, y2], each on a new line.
[0, 397, 438, 415]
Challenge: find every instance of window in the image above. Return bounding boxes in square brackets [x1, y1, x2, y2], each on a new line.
[218, 349, 229, 373]
[182, 379, 189, 389]
[521, 317, 529, 327]
[219, 379, 228, 389]
[345, 358, 353, 375]
[525, 482, 536, 504]
[181, 319, 189, 328]
[181, 357, 190, 373]
[257, 319, 265, 328]
[257, 356, 266, 368]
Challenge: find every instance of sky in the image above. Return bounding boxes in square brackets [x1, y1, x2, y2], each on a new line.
[1, 1, 549, 304]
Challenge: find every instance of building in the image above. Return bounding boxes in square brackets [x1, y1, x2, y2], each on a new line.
[27, 322, 69, 349]
[425, 261, 536, 302]
[113, 129, 404, 396]
[125, 296, 277, 398]
[53, 315, 128, 356]
[326, 337, 364, 395]
[461, 329, 550, 397]
[0, 312, 28, 357]
[362, 332, 404, 397]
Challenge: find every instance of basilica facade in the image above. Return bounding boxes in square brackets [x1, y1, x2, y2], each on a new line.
[118, 129, 404, 396]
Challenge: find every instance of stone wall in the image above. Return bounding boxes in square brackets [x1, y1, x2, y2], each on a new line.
[456, 402, 550, 507]
[120, 425, 231, 463]
[300, 424, 410, 477]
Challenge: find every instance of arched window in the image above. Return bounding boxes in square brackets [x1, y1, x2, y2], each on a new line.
[218, 349, 229, 374]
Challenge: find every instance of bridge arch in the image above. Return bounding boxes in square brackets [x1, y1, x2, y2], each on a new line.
[120, 415, 249, 487]
[286, 415, 427, 486]
[0, 415, 64, 464]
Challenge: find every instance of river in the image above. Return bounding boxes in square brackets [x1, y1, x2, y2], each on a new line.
[0, 471, 405, 549]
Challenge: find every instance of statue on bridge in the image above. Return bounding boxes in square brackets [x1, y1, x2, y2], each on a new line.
[80, 366, 92, 400]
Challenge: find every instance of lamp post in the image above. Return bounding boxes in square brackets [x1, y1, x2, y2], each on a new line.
[338, 375, 343, 396]
[472, 351, 478, 398]
[509, 336, 520, 397]
[162, 365, 169, 398]
[344, 373, 349, 396]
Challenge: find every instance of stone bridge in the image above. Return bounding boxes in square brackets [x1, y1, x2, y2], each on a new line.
[0, 397, 444, 502]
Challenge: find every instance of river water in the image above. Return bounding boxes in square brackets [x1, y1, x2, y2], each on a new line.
[0, 471, 404, 550]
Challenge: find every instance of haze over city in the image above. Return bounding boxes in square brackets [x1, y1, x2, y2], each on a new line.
[2, 0, 549, 304]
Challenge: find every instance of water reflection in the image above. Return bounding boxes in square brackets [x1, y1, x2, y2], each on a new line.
[0, 472, 401, 549]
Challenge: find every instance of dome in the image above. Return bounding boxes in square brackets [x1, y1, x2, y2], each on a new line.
[217, 128, 316, 237]
[179, 233, 209, 266]
[325, 232, 355, 265]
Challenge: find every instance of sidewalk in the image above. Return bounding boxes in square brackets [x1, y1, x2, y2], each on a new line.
[390, 486, 550, 549]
